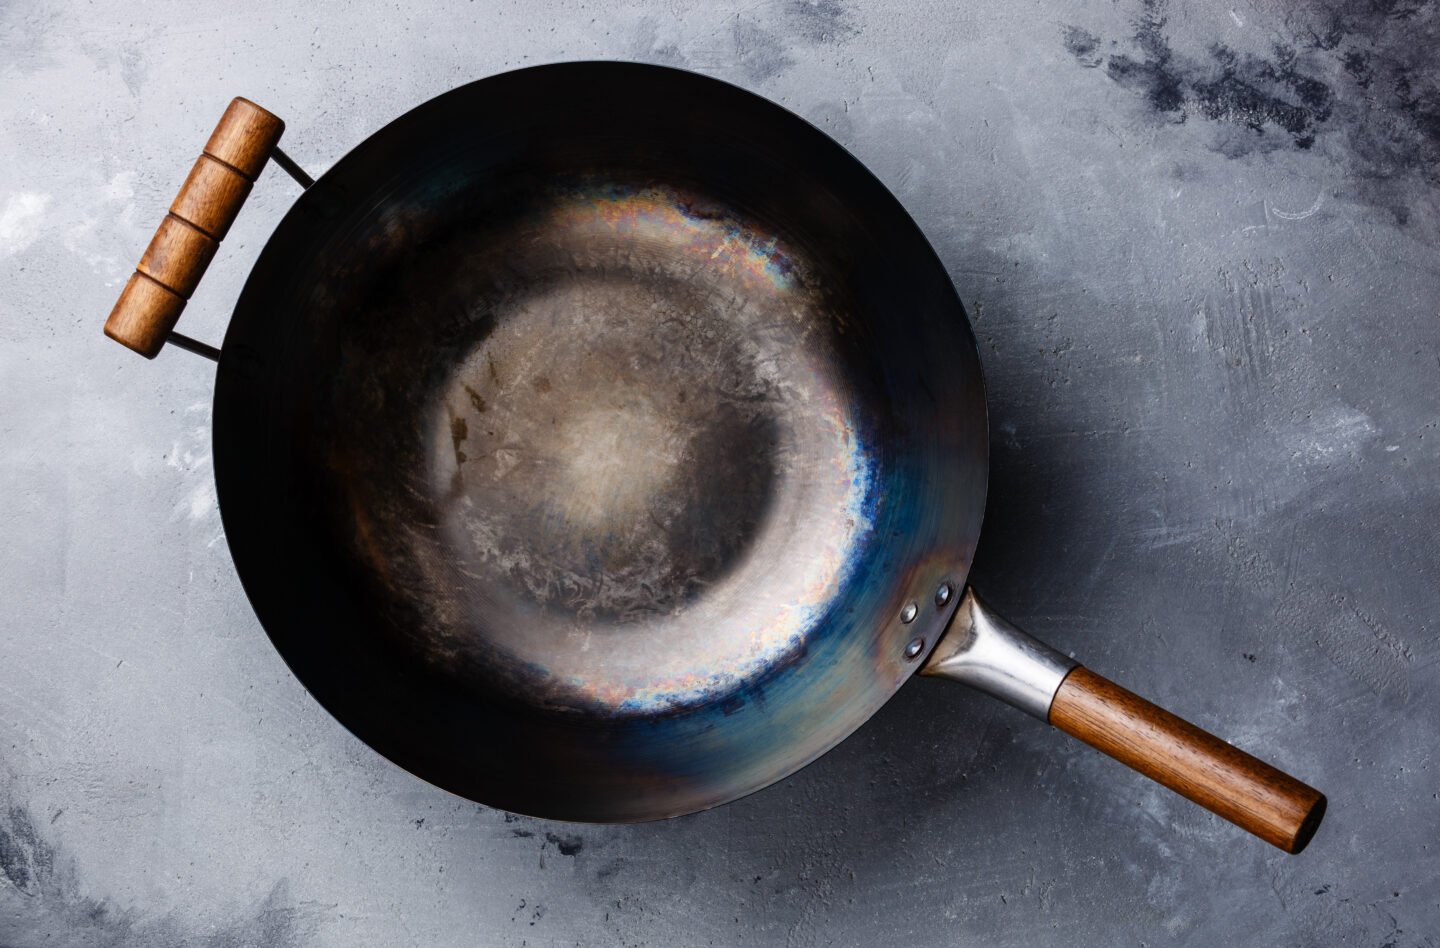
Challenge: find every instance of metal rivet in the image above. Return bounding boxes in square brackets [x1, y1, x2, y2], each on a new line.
[935, 582, 953, 607]
[900, 602, 918, 624]
[904, 637, 925, 660]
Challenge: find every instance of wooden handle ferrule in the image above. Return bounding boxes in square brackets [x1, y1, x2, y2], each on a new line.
[1049, 667, 1326, 853]
[104, 98, 284, 358]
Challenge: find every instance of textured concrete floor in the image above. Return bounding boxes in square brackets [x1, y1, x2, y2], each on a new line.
[3, 0, 1439, 945]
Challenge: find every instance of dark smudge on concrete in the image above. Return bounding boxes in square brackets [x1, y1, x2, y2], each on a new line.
[0, 788, 318, 947]
[1103, 0, 1189, 117]
[1084, 0, 1331, 148]
[1062, 26, 1104, 68]
[1063, 0, 1440, 223]
[544, 832, 584, 857]
[732, 19, 796, 82]
[782, 0, 859, 44]
[0, 803, 54, 896]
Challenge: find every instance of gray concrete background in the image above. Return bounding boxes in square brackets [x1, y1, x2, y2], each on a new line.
[2, 0, 1438, 944]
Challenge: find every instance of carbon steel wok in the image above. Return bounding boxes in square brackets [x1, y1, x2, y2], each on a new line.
[104, 63, 1325, 852]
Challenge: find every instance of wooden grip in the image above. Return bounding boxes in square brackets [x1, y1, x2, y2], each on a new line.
[104, 98, 284, 358]
[1049, 668, 1325, 853]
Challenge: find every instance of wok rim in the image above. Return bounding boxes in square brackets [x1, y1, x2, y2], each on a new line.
[212, 60, 992, 822]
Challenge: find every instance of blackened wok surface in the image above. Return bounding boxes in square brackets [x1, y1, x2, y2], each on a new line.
[213, 62, 988, 820]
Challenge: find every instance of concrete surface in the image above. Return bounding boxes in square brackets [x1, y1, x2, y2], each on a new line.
[2, 0, 1438, 944]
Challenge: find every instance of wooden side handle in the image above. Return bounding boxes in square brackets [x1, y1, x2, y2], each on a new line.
[104, 98, 284, 358]
[1050, 667, 1326, 853]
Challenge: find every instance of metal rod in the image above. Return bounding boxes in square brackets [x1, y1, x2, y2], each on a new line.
[167, 330, 222, 362]
[271, 146, 314, 189]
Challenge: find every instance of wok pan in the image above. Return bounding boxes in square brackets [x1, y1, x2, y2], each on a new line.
[103, 63, 1325, 852]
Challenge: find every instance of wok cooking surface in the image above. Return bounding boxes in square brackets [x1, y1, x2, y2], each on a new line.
[329, 179, 881, 716]
[213, 62, 989, 819]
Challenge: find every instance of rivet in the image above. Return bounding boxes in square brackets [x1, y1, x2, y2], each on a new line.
[935, 582, 953, 607]
[904, 637, 925, 660]
[900, 602, 918, 624]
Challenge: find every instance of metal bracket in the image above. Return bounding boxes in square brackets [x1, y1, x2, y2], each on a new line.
[166, 330, 221, 362]
[918, 588, 1078, 720]
[271, 146, 314, 189]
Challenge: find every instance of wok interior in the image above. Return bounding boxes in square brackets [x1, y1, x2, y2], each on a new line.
[216, 64, 987, 819]
[324, 177, 883, 716]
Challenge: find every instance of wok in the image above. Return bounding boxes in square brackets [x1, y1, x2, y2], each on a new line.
[103, 63, 1325, 852]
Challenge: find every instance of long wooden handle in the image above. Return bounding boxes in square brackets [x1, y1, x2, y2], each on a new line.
[1049, 667, 1326, 853]
[104, 98, 284, 358]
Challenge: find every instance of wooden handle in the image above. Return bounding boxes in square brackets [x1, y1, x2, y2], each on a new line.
[1049, 668, 1326, 853]
[104, 98, 284, 358]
